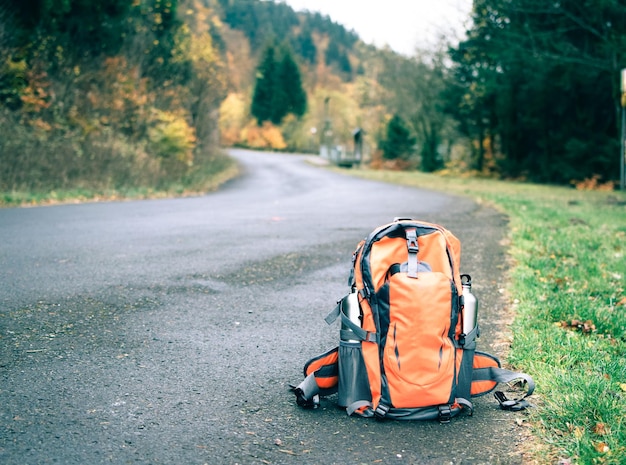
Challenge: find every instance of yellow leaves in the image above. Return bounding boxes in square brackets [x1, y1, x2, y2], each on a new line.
[148, 110, 196, 166]
[569, 424, 585, 440]
[240, 121, 286, 150]
[619, 383, 626, 392]
[170, 1, 221, 69]
[103, 57, 147, 105]
[20, 87, 50, 113]
[9, 60, 51, 114]
[219, 93, 247, 145]
[112, 97, 125, 112]
[29, 118, 52, 132]
[188, 32, 218, 67]
[573, 175, 615, 192]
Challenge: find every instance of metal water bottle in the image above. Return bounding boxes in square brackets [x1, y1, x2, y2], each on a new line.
[461, 274, 478, 338]
[341, 291, 362, 343]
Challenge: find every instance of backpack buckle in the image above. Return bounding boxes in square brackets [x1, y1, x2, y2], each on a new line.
[405, 228, 419, 253]
[494, 391, 530, 411]
[438, 405, 452, 424]
[293, 388, 320, 409]
[405, 228, 420, 278]
[374, 403, 389, 420]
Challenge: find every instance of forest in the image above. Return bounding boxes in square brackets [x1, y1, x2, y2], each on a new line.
[1, 0, 625, 197]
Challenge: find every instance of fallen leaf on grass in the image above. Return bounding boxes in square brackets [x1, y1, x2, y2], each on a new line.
[619, 383, 626, 392]
[573, 426, 585, 439]
[593, 423, 608, 435]
[559, 319, 596, 334]
[594, 442, 610, 454]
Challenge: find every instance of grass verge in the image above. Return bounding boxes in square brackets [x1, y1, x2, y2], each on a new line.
[341, 168, 626, 465]
[0, 153, 240, 208]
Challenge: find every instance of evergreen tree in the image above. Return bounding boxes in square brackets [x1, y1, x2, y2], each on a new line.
[251, 43, 277, 124]
[251, 42, 307, 125]
[325, 40, 340, 66]
[382, 114, 415, 161]
[8, 0, 133, 57]
[450, 0, 626, 183]
[337, 50, 352, 76]
[296, 27, 316, 64]
[272, 45, 307, 124]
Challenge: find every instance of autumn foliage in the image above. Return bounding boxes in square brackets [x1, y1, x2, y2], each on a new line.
[0, 0, 227, 193]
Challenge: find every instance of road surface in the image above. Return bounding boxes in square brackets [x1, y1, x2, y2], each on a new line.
[0, 149, 528, 464]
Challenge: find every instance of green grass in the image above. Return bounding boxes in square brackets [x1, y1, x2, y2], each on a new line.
[0, 154, 240, 208]
[341, 168, 626, 464]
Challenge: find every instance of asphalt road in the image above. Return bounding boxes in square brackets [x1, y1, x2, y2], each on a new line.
[0, 149, 529, 464]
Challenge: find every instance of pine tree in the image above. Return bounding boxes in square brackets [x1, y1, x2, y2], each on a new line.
[450, 0, 626, 183]
[251, 43, 277, 125]
[272, 45, 306, 124]
[296, 28, 316, 64]
[251, 42, 307, 125]
[382, 114, 415, 161]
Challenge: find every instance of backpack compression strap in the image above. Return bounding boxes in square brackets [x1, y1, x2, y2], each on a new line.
[325, 297, 377, 343]
[472, 366, 536, 411]
[291, 347, 339, 408]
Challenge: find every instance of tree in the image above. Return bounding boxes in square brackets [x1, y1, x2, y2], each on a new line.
[251, 43, 277, 124]
[377, 48, 451, 172]
[272, 45, 307, 124]
[8, 0, 132, 58]
[449, 0, 626, 183]
[220, 0, 298, 52]
[251, 42, 307, 125]
[296, 26, 316, 64]
[382, 114, 415, 161]
[0, 0, 227, 193]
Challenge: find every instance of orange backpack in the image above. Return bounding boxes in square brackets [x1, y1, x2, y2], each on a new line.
[292, 218, 534, 422]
